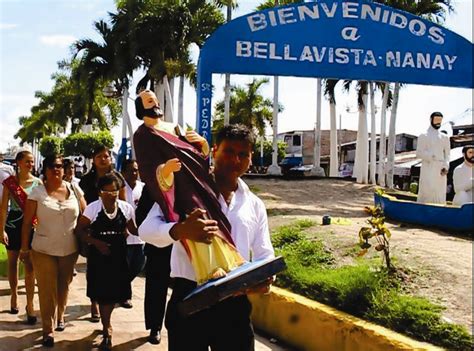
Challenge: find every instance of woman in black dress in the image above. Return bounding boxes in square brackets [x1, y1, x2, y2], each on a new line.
[79, 145, 126, 322]
[75, 173, 137, 350]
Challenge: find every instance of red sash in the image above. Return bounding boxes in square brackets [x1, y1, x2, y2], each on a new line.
[2, 175, 38, 226]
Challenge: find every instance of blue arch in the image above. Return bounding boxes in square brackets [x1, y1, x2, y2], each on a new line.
[196, 0, 473, 140]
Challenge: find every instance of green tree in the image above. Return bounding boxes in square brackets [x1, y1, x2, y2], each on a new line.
[214, 78, 277, 137]
[39, 136, 64, 158]
[63, 131, 114, 158]
[14, 61, 121, 144]
[252, 139, 286, 167]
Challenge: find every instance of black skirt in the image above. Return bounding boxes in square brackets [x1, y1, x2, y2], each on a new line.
[5, 210, 33, 251]
[86, 208, 131, 304]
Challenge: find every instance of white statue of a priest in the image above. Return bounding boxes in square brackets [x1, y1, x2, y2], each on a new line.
[453, 145, 474, 206]
[416, 112, 451, 204]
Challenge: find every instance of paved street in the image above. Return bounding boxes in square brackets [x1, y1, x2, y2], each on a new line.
[0, 257, 291, 350]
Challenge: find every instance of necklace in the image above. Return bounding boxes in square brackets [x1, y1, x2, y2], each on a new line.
[102, 202, 118, 220]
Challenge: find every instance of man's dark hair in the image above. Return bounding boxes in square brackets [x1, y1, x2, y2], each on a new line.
[15, 150, 32, 162]
[462, 145, 474, 155]
[63, 159, 73, 169]
[92, 145, 110, 158]
[215, 124, 255, 146]
[97, 172, 122, 191]
[42, 154, 63, 178]
[430, 111, 443, 119]
[121, 159, 137, 172]
[135, 95, 146, 120]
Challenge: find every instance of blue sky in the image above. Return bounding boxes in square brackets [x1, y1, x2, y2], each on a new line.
[0, 0, 472, 153]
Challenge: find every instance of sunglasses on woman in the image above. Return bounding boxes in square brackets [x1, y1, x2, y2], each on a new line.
[100, 190, 119, 196]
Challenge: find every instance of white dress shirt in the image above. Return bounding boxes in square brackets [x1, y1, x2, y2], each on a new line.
[29, 183, 83, 257]
[139, 178, 274, 282]
[0, 162, 14, 200]
[124, 180, 145, 245]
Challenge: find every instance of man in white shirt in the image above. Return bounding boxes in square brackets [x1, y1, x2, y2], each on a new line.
[0, 154, 15, 200]
[139, 124, 274, 351]
[121, 159, 146, 309]
[453, 145, 474, 206]
[416, 112, 451, 204]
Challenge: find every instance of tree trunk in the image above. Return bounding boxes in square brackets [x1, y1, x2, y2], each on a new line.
[223, 5, 232, 126]
[386, 83, 400, 189]
[122, 89, 136, 159]
[378, 83, 390, 187]
[329, 101, 338, 177]
[314, 79, 322, 168]
[155, 80, 165, 111]
[267, 75, 281, 175]
[369, 82, 377, 184]
[178, 76, 185, 127]
[163, 75, 174, 123]
[354, 93, 369, 184]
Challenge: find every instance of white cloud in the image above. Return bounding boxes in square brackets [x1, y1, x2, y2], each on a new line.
[39, 35, 76, 48]
[0, 23, 19, 30]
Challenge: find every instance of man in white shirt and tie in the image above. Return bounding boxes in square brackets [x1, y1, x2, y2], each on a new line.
[139, 124, 274, 351]
[121, 159, 146, 309]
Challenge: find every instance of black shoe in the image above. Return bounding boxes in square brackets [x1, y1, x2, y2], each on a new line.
[99, 335, 112, 350]
[9, 307, 19, 315]
[148, 330, 161, 345]
[120, 299, 133, 309]
[25, 307, 37, 325]
[55, 320, 65, 331]
[42, 336, 54, 348]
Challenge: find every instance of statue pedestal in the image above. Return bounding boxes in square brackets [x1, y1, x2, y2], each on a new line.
[179, 256, 286, 316]
[310, 166, 325, 177]
[266, 164, 282, 175]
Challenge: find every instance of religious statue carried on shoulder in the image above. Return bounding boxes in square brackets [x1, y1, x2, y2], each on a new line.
[133, 89, 245, 284]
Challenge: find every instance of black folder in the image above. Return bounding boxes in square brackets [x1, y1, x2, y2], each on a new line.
[178, 256, 286, 316]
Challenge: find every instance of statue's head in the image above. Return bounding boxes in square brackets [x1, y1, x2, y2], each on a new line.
[135, 90, 163, 120]
[462, 145, 474, 165]
[430, 111, 443, 130]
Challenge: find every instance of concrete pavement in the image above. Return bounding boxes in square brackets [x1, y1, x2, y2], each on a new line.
[0, 257, 291, 351]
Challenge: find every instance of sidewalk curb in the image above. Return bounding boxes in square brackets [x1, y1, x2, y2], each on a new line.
[249, 286, 444, 351]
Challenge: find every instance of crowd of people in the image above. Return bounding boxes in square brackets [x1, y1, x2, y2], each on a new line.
[0, 121, 275, 351]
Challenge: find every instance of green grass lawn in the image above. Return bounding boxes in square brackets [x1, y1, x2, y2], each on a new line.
[0, 245, 24, 278]
[272, 220, 473, 351]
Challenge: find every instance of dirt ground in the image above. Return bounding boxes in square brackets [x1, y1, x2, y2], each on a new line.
[244, 177, 473, 333]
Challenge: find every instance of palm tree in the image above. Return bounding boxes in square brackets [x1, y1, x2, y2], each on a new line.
[378, 83, 391, 187]
[257, 0, 303, 175]
[73, 20, 135, 126]
[214, 0, 238, 126]
[214, 78, 275, 137]
[386, 82, 400, 188]
[174, 0, 224, 125]
[369, 82, 378, 185]
[373, 0, 454, 188]
[14, 61, 121, 144]
[323, 79, 340, 177]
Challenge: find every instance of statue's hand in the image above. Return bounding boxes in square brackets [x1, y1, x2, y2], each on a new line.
[162, 158, 182, 178]
[185, 130, 210, 156]
[185, 130, 205, 144]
